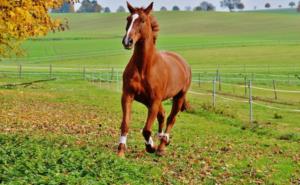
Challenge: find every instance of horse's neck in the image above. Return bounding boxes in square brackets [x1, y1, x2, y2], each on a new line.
[133, 37, 156, 74]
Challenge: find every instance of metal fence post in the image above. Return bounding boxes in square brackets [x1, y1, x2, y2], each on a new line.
[249, 80, 253, 124]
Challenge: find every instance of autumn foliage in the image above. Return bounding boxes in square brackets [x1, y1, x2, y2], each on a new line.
[0, 0, 75, 58]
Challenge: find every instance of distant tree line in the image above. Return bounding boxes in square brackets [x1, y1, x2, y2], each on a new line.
[52, 0, 300, 13]
[51, 1, 219, 13]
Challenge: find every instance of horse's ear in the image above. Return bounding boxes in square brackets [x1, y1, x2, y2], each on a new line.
[127, 1, 135, 13]
[144, 2, 153, 15]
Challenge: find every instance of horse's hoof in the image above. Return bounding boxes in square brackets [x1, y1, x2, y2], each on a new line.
[117, 151, 125, 158]
[156, 149, 165, 156]
[145, 144, 157, 153]
[166, 140, 171, 146]
[117, 144, 126, 158]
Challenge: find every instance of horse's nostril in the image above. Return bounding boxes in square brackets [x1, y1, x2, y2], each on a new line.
[128, 38, 133, 45]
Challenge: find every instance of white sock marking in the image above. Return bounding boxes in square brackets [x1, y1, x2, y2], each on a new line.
[157, 132, 164, 139]
[125, 14, 139, 44]
[145, 136, 154, 147]
[119, 135, 127, 145]
[164, 133, 170, 142]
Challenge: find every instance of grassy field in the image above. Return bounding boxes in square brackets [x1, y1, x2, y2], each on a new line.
[0, 11, 300, 184]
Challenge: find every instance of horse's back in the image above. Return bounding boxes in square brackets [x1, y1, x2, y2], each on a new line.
[158, 51, 191, 97]
[159, 51, 191, 80]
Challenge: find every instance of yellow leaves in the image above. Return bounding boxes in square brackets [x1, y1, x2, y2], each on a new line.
[0, 0, 76, 57]
[9, 11, 16, 18]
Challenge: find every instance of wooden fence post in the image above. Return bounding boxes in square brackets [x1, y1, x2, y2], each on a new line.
[83, 66, 86, 80]
[216, 68, 219, 82]
[218, 75, 222, 91]
[244, 76, 247, 97]
[273, 80, 277, 100]
[18, 64, 22, 79]
[49, 64, 52, 78]
[212, 78, 216, 108]
[249, 80, 253, 124]
[99, 71, 102, 88]
[198, 73, 201, 87]
[116, 70, 119, 92]
[106, 71, 109, 83]
[111, 67, 114, 83]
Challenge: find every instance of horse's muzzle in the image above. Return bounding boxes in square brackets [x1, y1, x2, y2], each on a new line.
[122, 37, 134, 50]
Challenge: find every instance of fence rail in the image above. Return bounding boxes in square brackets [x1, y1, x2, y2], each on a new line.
[1, 64, 299, 125]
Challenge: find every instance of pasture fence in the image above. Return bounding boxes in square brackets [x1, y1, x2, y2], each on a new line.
[0, 64, 299, 125]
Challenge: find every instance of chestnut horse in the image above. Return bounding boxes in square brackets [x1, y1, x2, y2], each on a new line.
[117, 2, 191, 157]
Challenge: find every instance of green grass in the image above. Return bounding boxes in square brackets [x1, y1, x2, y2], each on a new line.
[0, 79, 299, 184]
[1, 11, 300, 184]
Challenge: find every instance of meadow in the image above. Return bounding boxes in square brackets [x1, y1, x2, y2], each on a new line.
[0, 10, 300, 184]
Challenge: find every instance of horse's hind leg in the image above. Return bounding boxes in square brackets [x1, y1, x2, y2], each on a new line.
[157, 93, 186, 156]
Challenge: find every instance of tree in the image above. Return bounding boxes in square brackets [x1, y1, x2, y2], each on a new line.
[265, 3, 271, 8]
[237, 3, 245, 10]
[52, 1, 75, 13]
[160, 6, 167, 11]
[117, 6, 126, 12]
[104, 7, 111, 13]
[289, 1, 296, 8]
[200, 1, 216, 11]
[0, 0, 74, 58]
[77, 0, 102, 13]
[297, 1, 300, 12]
[194, 6, 202, 11]
[172, 6, 180, 11]
[220, 0, 242, 12]
[278, 5, 282, 8]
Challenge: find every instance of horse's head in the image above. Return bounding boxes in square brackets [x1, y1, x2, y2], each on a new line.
[122, 2, 154, 50]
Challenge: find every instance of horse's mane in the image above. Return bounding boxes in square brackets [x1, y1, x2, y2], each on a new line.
[150, 15, 159, 44]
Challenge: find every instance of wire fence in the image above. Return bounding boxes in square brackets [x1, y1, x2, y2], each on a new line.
[0, 64, 299, 124]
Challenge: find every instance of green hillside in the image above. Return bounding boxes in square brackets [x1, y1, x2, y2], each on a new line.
[1, 11, 300, 68]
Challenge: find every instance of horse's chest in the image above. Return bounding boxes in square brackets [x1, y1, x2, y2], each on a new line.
[125, 74, 145, 93]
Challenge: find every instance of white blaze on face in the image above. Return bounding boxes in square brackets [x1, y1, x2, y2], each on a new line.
[125, 13, 139, 44]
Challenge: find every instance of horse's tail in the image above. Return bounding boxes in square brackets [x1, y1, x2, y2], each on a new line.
[181, 99, 191, 112]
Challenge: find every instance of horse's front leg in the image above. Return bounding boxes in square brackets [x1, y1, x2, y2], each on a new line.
[117, 93, 134, 158]
[143, 100, 161, 153]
